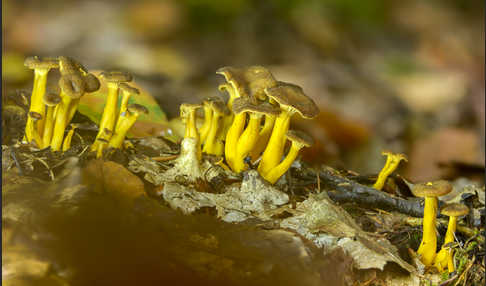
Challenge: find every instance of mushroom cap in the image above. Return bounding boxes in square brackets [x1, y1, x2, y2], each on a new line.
[58, 56, 80, 75]
[100, 71, 133, 83]
[264, 82, 319, 119]
[286, 130, 314, 147]
[411, 180, 453, 198]
[119, 83, 140, 95]
[382, 150, 408, 161]
[43, 92, 61, 106]
[84, 73, 101, 93]
[127, 104, 149, 115]
[216, 66, 277, 102]
[441, 203, 469, 217]
[232, 98, 280, 116]
[28, 111, 42, 120]
[208, 98, 228, 114]
[59, 74, 86, 99]
[24, 56, 59, 70]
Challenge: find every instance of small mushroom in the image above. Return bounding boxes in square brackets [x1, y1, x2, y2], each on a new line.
[199, 97, 217, 144]
[262, 130, 313, 184]
[433, 203, 469, 273]
[232, 101, 280, 173]
[108, 104, 149, 149]
[62, 123, 79, 152]
[249, 109, 278, 162]
[202, 99, 227, 156]
[24, 56, 59, 140]
[224, 97, 249, 169]
[258, 82, 319, 177]
[42, 92, 61, 148]
[65, 72, 101, 125]
[118, 83, 140, 117]
[92, 71, 132, 151]
[50, 73, 86, 151]
[373, 151, 408, 190]
[27, 111, 43, 148]
[412, 180, 453, 266]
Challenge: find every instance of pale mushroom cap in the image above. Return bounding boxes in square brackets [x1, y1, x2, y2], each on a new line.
[100, 71, 133, 83]
[216, 66, 277, 102]
[382, 150, 408, 162]
[286, 130, 314, 147]
[119, 83, 140, 95]
[264, 82, 319, 119]
[84, 73, 101, 93]
[59, 74, 86, 99]
[24, 56, 59, 69]
[411, 180, 453, 198]
[441, 203, 469, 217]
[28, 111, 42, 120]
[58, 56, 80, 75]
[127, 104, 149, 115]
[43, 92, 62, 106]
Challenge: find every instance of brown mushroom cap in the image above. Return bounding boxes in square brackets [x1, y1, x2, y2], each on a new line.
[233, 98, 280, 116]
[286, 130, 314, 147]
[100, 71, 133, 83]
[411, 180, 453, 198]
[127, 104, 149, 115]
[58, 56, 80, 75]
[28, 111, 43, 120]
[264, 82, 319, 119]
[84, 73, 101, 93]
[24, 56, 59, 70]
[119, 83, 140, 95]
[216, 66, 277, 102]
[43, 92, 62, 106]
[441, 203, 469, 217]
[59, 74, 86, 99]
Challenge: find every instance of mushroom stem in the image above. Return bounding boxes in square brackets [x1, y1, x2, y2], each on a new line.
[262, 140, 301, 184]
[199, 104, 213, 144]
[202, 110, 222, 155]
[258, 111, 291, 176]
[25, 69, 49, 141]
[373, 152, 407, 190]
[99, 82, 119, 136]
[109, 113, 139, 149]
[417, 196, 438, 266]
[434, 215, 458, 272]
[233, 114, 262, 173]
[50, 92, 72, 151]
[224, 112, 246, 169]
[42, 105, 56, 147]
[62, 124, 78, 152]
[250, 114, 276, 161]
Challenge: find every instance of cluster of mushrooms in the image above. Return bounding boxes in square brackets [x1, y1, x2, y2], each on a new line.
[23, 56, 148, 157]
[179, 66, 319, 184]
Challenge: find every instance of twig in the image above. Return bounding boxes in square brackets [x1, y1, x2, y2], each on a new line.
[151, 155, 178, 162]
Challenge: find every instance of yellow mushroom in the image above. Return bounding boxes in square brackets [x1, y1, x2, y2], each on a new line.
[373, 151, 408, 190]
[199, 97, 216, 144]
[258, 82, 319, 176]
[24, 56, 59, 140]
[50, 73, 86, 151]
[62, 123, 79, 152]
[91, 71, 132, 152]
[411, 181, 453, 266]
[249, 111, 277, 162]
[41, 92, 61, 148]
[232, 101, 279, 173]
[66, 72, 100, 124]
[108, 104, 148, 149]
[434, 203, 469, 273]
[27, 111, 43, 148]
[224, 98, 248, 170]
[202, 99, 227, 156]
[262, 130, 313, 184]
[179, 103, 203, 159]
[96, 138, 109, 159]
[118, 83, 140, 117]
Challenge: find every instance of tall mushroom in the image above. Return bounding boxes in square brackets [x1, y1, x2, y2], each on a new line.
[108, 104, 148, 149]
[24, 56, 59, 139]
[232, 101, 279, 173]
[118, 83, 140, 117]
[180, 103, 203, 159]
[411, 180, 453, 266]
[42, 92, 61, 148]
[202, 98, 227, 156]
[91, 71, 132, 151]
[434, 203, 469, 273]
[50, 73, 86, 151]
[258, 82, 319, 177]
[262, 130, 313, 184]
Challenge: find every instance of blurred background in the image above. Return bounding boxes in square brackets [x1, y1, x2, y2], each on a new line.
[2, 0, 484, 182]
